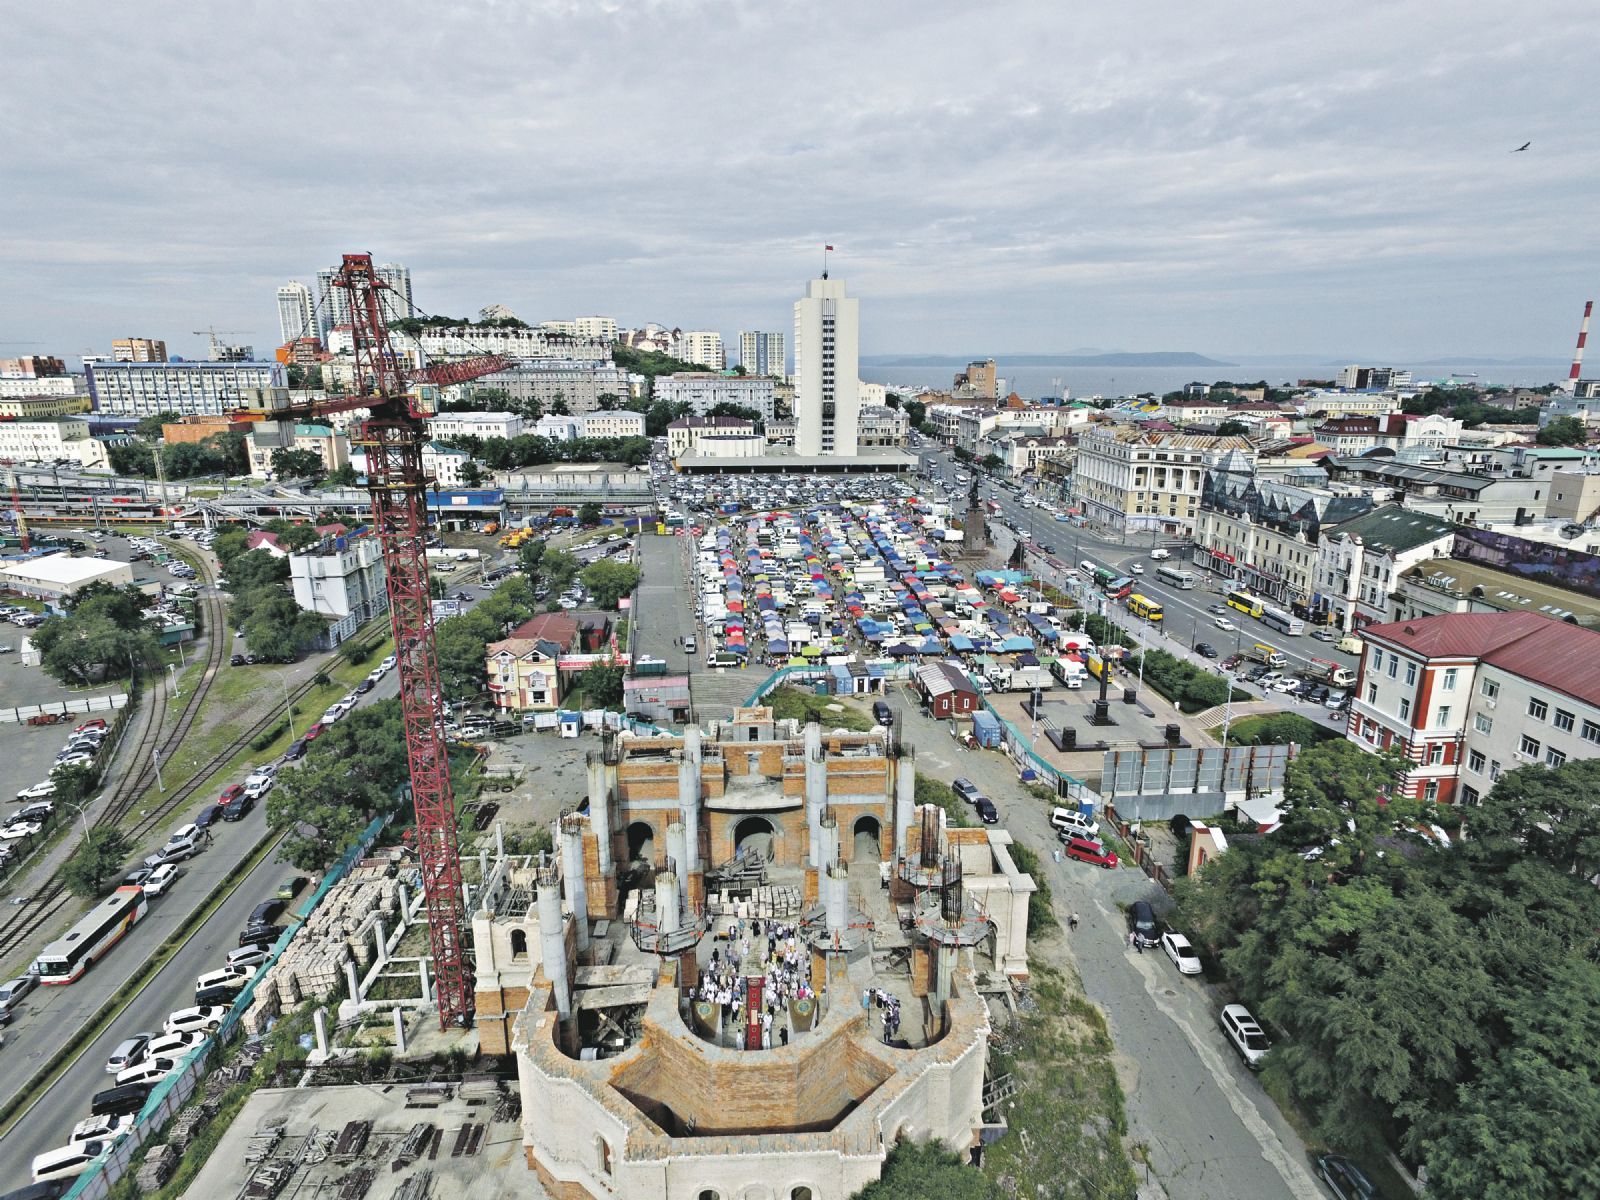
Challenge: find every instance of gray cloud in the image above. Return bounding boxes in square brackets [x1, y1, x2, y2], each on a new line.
[3, 0, 1595, 363]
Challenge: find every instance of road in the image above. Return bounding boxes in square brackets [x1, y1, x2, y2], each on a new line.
[0, 668, 400, 1190]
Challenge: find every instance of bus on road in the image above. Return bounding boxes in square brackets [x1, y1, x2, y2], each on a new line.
[35, 885, 148, 985]
[1155, 565, 1197, 589]
[1261, 605, 1306, 636]
[1105, 576, 1135, 600]
[1090, 565, 1119, 591]
[1129, 593, 1164, 621]
[1226, 589, 1265, 618]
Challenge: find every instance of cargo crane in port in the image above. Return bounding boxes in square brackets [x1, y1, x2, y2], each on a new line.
[247, 253, 508, 1026]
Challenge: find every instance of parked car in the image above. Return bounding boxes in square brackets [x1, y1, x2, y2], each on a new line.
[1063, 836, 1118, 868]
[303, 723, 325, 742]
[105, 1033, 153, 1074]
[115, 1056, 181, 1087]
[193, 803, 223, 831]
[952, 779, 981, 803]
[195, 964, 254, 994]
[1160, 932, 1202, 975]
[221, 792, 254, 822]
[276, 874, 308, 901]
[353, 678, 374, 695]
[142, 1030, 206, 1061]
[1220, 1003, 1271, 1070]
[217, 784, 245, 808]
[1194, 642, 1218, 659]
[281, 738, 308, 762]
[226, 945, 272, 970]
[1129, 899, 1159, 947]
[230, 654, 246, 667]
[142, 862, 181, 897]
[872, 699, 893, 726]
[1315, 1153, 1380, 1200]
[0, 974, 39, 1016]
[974, 797, 999, 824]
[16, 781, 56, 802]
[1049, 805, 1100, 840]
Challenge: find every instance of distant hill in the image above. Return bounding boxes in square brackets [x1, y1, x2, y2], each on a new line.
[861, 351, 1233, 368]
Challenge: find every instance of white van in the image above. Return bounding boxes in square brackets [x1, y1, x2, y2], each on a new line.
[195, 964, 253, 994]
[33, 1140, 108, 1183]
[1049, 806, 1101, 840]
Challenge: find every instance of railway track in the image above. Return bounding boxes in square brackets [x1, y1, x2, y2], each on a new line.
[0, 540, 255, 965]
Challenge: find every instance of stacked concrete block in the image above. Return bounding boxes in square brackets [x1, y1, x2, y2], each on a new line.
[137, 1144, 179, 1191]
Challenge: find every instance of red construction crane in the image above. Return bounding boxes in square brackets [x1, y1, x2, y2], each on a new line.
[256, 253, 508, 1027]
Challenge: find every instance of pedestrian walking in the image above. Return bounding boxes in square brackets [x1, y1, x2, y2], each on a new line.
[1069, 912, 1079, 932]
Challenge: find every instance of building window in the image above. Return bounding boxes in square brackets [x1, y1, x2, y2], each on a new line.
[1480, 677, 1499, 700]
[791, 1190, 815, 1200]
[1462, 785, 1480, 805]
[1424, 780, 1440, 802]
[1399, 698, 1411, 722]
[1519, 734, 1541, 758]
[1405, 662, 1417, 686]
[1554, 708, 1575, 733]
[1468, 749, 1486, 773]
[1441, 667, 1458, 691]
[1490, 759, 1502, 781]
[1366, 683, 1378, 703]
[1545, 747, 1567, 768]
[1528, 698, 1548, 721]
[1436, 705, 1451, 727]
[1583, 719, 1600, 744]
[1372, 650, 1384, 672]
[1387, 657, 1399, 679]
[1475, 713, 1493, 735]
[1428, 743, 1445, 765]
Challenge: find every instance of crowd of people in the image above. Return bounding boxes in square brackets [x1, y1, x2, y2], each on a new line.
[694, 917, 817, 1050]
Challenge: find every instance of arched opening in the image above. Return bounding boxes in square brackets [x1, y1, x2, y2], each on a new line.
[510, 929, 528, 960]
[733, 816, 775, 861]
[627, 821, 656, 865]
[851, 815, 881, 862]
[791, 1188, 815, 1200]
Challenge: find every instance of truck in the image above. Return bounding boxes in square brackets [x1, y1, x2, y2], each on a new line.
[1337, 634, 1364, 655]
[1304, 657, 1356, 688]
[1010, 663, 1052, 693]
[1245, 642, 1289, 669]
[1050, 658, 1086, 689]
[1150, 547, 1171, 560]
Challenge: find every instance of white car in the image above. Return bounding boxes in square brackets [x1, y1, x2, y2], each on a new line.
[16, 781, 55, 802]
[52, 753, 95, 770]
[1160, 932, 1202, 975]
[2, 819, 44, 840]
[1130, 563, 1144, 574]
[142, 862, 181, 897]
[164, 1005, 228, 1036]
[195, 964, 254, 993]
[226, 945, 272, 970]
[1220, 1004, 1271, 1070]
[319, 705, 346, 725]
[142, 1029, 206, 1060]
[70, 1112, 134, 1146]
[1213, 617, 1236, 631]
[116, 1056, 182, 1086]
[379, 655, 396, 672]
[0, 974, 39, 1014]
[244, 774, 274, 800]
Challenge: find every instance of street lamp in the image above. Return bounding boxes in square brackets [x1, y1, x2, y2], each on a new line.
[278, 673, 297, 739]
[58, 798, 93, 842]
[151, 748, 165, 792]
[166, 663, 179, 698]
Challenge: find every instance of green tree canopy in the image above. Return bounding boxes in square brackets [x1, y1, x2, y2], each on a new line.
[1535, 415, 1587, 446]
[579, 560, 641, 610]
[271, 447, 327, 481]
[62, 828, 132, 898]
[134, 411, 184, 437]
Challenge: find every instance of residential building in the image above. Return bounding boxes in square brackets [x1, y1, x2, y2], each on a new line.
[954, 359, 998, 401]
[413, 326, 609, 363]
[244, 422, 350, 478]
[276, 282, 316, 345]
[676, 330, 726, 370]
[793, 276, 861, 457]
[738, 330, 786, 377]
[1301, 390, 1404, 419]
[652, 373, 777, 421]
[1070, 427, 1254, 536]
[464, 361, 630, 414]
[316, 261, 410, 336]
[422, 442, 472, 487]
[666, 415, 755, 459]
[1314, 505, 1457, 631]
[575, 316, 618, 342]
[0, 356, 66, 378]
[160, 414, 261, 445]
[857, 404, 910, 449]
[1334, 364, 1412, 390]
[1320, 456, 1552, 524]
[1310, 413, 1463, 455]
[111, 337, 167, 363]
[1193, 453, 1372, 606]
[485, 612, 583, 711]
[925, 399, 991, 445]
[955, 407, 999, 456]
[0, 390, 91, 418]
[1391, 557, 1600, 628]
[981, 431, 1074, 478]
[88, 360, 284, 417]
[580, 409, 646, 439]
[0, 418, 109, 469]
[288, 534, 388, 646]
[533, 414, 582, 442]
[427, 411, 525, 441]
[764, 417, 796, 444]
[1347, 611, 1600, 804]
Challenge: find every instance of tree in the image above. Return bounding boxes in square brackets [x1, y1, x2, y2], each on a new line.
[904, 399, 926, 428]
[263, 518, 320, 552]
[577, 660, 624, 708]
[135, 411, 183, 437]
[50, 762, 100, 811]
[460, 460, 485, 488]
[980, 453, 1004, 472]
[107, 440, 157, 477]
[326, 462, 359, 487]
[549, 396, 570, 416]
[577, 502, 602, 526]
[240, 592, 327, 659]
[851, 1139, 1003, 1200]
[517, 539, 547, 581]
[62, 828, 132, 898]
[1466, 759, 1600, 879]
[33, 604, 160, 686]
[536, 548, 580, 595]
[1217, 419, 1251, 437]
[580, 560, 642, 610]
[271, 447, 327, 480]
[1536, 415, 1587, 446]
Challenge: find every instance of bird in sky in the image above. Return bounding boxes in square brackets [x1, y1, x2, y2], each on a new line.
[1512, 141, 1531, 152]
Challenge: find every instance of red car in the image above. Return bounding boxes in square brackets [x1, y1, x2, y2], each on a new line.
[75, 719, 108, 733]
[1063, 836, 1119, 869]
[304, 723, 325, 742]
[218, 784, 245, 806]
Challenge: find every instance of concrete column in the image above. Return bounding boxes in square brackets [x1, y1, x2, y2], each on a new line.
[816, 816, 838, 873]
[495, 821, 505, 859]
[479, 847, 489, 891]
[895, 758, 916, 861]
[392, 1008, 408, 1054]
[934, 943, 957, 1009]
[587, 753, 613, 875]
[677, 757, 700, 877]
[685, 726, 702, 767]
[665, 822, 687, 879]
[344, 961, 361, 1004]
[418, 957, 431, 1004]
[373, 918, 388, 966]
[655, 872, 681, 936]
[538, 880, 571, 1019]
[313, 1007, 329, 1054]
[824, 863, 849, 934]
[805, 722, 826, 867]
[561, 821, 590, 951]
[398, 886, 411, 926]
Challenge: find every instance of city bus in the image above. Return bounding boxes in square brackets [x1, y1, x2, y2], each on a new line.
[35, 885, 148, 985]
[1090, 565, 1119, 591]
[1104, 576, 1135, 600]
[1155, 565, 1197, 589]
[1226, 589, 1265, 618]
[1261, 605, 1305, 636]
[1128, 593, 1164, 621]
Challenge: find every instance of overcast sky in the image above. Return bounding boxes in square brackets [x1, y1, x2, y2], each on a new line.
[4, 1, 1596, 366]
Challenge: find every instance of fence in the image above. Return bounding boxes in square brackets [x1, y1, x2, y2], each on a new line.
[63, 815, 390, 1200]
[1, 690, 129, 725]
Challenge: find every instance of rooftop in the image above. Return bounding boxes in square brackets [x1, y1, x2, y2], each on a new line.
[1326, 504, 1457, 553]
[1364, 611, 1600, 707]
[0, 552, 129, 585]
[1402, 556, 1600, 627]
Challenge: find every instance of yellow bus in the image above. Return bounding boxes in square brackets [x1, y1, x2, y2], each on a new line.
[1128, 593, 1164, 622]
[1226, 589, 1264, 618]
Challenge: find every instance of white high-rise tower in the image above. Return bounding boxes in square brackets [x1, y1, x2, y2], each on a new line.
[315, 261, 412, 337]
[739, 330, 786, 377]
[276, 282, 315, 345]
[793, 277, 859, 457]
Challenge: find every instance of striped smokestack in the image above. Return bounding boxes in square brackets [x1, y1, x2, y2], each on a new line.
[1568, 300, 1593, 389]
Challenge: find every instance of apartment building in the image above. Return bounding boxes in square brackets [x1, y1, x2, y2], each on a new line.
[289, 535, 388, 646]
[857, 404, 910, 449]
[676, 330, 726, 370]
[88, 361, 284, 417]
[427, 411, 525, 441]
[739, 330, 786, 377]
[1070, 427, 1253, 536]
[0, 356, 66, 378]
[666, 415, 755, 459]
[1301, 391, 1403, 419]
[954, 359, 998, 401]
[652, 373, 777, 421]
[466, 361, 631, 414]
[0, 390, 91, 418]
[112, 337, 167, 363]
[1321, 457, 1551, 524]
[581, 409, 646, 439]
[1193, 454, 1372, 603]
[244, 422, 349, 478]
[0, 418, 109, 469]
[1315, 505, 1457, 632]
[485, 612, 583, 711]
[413, 326, 610, 363]
[1335, 365, 1412, 390]
[793, 276, 861, 457]
[1311, 413, 1463, 455]
[1347, 611, 1600, 804]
